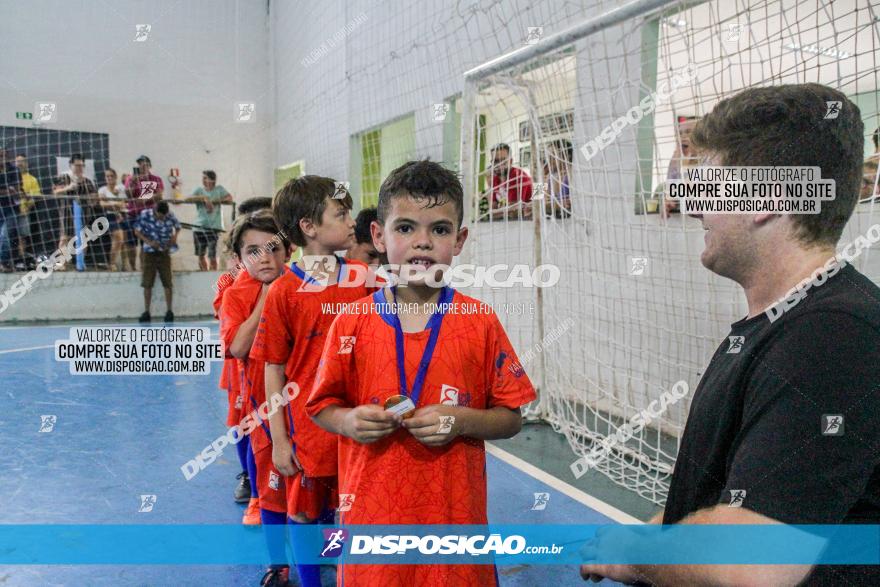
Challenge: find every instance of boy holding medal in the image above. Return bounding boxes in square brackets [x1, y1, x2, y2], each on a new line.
[250, 176, 374, 587]
[307, 160, 536, 586]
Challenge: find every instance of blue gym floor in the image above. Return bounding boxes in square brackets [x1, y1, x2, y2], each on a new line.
[0, 320, 623, 586]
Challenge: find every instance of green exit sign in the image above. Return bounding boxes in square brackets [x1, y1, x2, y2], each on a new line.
[16, 111, 33, 120]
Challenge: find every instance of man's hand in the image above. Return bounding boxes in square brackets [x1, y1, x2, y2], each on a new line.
[341, 404, 400, 444]
[272, 439, 302, 477]
[402, 404, 459, 446]
[579, 564, 641, 584]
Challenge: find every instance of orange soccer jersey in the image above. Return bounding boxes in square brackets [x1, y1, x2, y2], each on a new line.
[250, 257, 375, 479]
[306, 287, 536, 587]
[220, 268, 288, 513]
[215, 270, 248, 426]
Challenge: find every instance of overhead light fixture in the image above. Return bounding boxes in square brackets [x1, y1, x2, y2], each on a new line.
[784, 41, 851, 60]
[662, 17, 687, 28]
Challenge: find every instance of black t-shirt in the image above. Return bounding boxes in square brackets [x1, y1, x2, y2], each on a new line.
[663, 263, 880, 584]
[0, 163, 21, 207]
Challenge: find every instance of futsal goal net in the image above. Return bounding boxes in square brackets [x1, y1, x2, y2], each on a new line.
[458, 0, 880, 505]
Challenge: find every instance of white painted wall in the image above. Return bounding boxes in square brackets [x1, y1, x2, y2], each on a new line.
[0, 0, 273, 273]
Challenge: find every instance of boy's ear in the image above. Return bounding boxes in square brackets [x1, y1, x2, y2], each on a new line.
[453, 226, 468, 257]
[370, 220, 386, 253]
[299, 216, 316, 241]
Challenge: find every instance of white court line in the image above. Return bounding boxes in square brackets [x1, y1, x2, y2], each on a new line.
[0, 344, 54, 354]
[486, 442, 643, 525]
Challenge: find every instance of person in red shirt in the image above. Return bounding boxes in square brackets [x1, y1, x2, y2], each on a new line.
[486, 143, 533, 221]
[307, 160, 536, 586]
[250, 176, 374, 587]
[220, 210, 293, 585]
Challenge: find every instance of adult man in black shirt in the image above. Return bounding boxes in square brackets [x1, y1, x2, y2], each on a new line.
[581, 84, 880, 585]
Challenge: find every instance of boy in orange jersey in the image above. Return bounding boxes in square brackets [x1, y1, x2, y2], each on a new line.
[220, 210, 293, 585]
[250, 176, 375, 587]
[213, 197, 273, 505]
[307, 160, 536, 586]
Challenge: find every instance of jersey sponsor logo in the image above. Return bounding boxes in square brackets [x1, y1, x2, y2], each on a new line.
[269, 471, 280, 490]
[440, 384, 459, 406]
[338, 493, 355, 512]
[338, 336, 356, 354]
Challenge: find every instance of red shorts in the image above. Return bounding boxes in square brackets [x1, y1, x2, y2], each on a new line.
[287, 472, 337, 520]
[254, 444, 286, 513]
[226, 387, 244, 427]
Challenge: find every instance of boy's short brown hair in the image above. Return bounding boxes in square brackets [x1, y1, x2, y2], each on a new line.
[273, 175, 353, 246]
[226, 209, 289, 258]
[690, 83, 864, 247]
[377, 160, 464, 228]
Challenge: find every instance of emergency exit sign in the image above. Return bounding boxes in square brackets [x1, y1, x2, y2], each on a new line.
[16, 111, 33, 120]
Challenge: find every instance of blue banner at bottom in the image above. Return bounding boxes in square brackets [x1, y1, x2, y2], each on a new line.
[1, 524, 879, 565]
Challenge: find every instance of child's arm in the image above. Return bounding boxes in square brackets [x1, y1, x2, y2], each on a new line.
[265, 362, 301, 477]
[312, 404, 400, 444]
[228, 284, 270, 358]
[403, 405, 521, 447]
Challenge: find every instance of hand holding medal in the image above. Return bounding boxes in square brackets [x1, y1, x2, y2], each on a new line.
[402, 404, 460, 447]
[341, 403, 401, 444]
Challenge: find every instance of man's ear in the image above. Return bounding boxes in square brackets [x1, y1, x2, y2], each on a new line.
[370, 220, 386, 253]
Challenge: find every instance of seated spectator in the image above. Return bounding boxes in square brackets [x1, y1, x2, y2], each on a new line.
[346, 207, 380, 266]
[125, 155, 164, 270]
[134, 200, 180, 323]
[860, 158, 879, 202]
[0, 148, 21, 273]
[484, 143, 533, 221]
[52, 154, 99, 270]
[663, 115, 699, 218]
[544, 139, 572, 218]
[98, 168, 129, 271]
[15, 154, 41, 265]
[174, 170, 233, 271]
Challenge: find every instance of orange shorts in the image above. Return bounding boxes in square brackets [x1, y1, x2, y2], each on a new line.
[254, 444, 286, 513]
[287, 472, 337, 521]
[226, 387, 243, 427]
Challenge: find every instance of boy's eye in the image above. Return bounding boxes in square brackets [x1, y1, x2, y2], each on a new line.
[266, 243, 278, 252]
[396, 224, 412, 234]
[433, 226, 451, 235]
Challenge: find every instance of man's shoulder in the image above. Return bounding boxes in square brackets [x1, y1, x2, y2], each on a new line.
[783, 264, 880, 332]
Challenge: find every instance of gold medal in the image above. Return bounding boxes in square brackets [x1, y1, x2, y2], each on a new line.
[384, 394, 415, 418]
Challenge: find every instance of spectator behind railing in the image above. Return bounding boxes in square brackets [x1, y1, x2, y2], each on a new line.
[15, 154, 41, 267]
[52, 153, 99, 271]
[0, 147, 22, 273]
[483, 142, 533, 221]
[97, 167, 130, 271]
[124, 155, 163, 270]
[173, 169, 233, 271]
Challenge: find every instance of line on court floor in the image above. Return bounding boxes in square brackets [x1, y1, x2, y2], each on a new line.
[0, 344, 54, 354]
[486, 442, 642, 524]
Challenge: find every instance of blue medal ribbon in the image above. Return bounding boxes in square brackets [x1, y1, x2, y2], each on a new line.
[388, 286, 454, 406]
[290, 255, 347, 286]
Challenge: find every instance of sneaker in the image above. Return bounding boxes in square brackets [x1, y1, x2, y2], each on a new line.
[138, 311, 151, 323]
[234, 471, 251, 503]
[164, 311, 174, 322]
[242, 497, 261, 525]
[259, 566, 290, 587]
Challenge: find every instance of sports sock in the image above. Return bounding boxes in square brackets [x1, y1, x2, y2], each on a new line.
[234, 429, 249, 472]
[261, 508, 288, 567]
[288, 517, 321, 587]
[246, 441, 258, 497]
